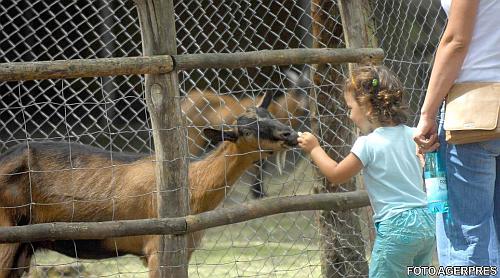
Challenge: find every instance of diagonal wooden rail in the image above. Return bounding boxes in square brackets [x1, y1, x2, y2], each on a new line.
[0, 191, 369, 244]
[0, 48, 383, 81]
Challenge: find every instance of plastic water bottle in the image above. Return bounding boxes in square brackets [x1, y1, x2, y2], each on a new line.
[424, 150, 449, 213]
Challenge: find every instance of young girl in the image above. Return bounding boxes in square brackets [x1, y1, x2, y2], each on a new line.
[298, 65, 435, 278]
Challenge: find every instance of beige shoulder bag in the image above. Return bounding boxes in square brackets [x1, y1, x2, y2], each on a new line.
[443, 83, 500, 145]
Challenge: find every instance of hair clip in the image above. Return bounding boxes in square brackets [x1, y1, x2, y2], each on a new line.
[372, 78, 380, 96]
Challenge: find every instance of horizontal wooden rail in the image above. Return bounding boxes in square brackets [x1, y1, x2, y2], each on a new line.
[0, 56, 174, 81]
[174, 48, 384, 70]
[0, 48, 384, 81]
[0, 191, 369, 243]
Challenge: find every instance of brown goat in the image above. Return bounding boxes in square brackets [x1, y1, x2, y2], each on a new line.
[183, 71, 310, 197]
[0, 91, 298, 278]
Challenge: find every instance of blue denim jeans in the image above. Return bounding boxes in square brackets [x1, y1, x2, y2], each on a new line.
[436, 115, 500, 277]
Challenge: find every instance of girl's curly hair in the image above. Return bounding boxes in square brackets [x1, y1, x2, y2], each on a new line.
[344, 65, 408, 126]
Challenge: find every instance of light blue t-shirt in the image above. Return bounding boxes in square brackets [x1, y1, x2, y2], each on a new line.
[351, 125, 427, 223]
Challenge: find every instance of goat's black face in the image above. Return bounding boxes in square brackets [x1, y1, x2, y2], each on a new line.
[236, 106, 298, 148]
[203, 105, 298, 154]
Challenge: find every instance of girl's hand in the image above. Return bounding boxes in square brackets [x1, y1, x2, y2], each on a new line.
[297, 132, 320, 154]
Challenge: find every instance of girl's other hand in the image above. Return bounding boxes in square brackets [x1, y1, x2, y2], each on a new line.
[297, 132, 320, 154]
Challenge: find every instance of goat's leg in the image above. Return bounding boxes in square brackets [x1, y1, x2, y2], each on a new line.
[144, 234, 198, 277]
[143, 236, 160, 278]
[0, 244, 19, 278]
[0, 210, 19, 278]
[10, 244, 31, 278]
[102, 236, 160, 277]
[249, 162, 266, 199]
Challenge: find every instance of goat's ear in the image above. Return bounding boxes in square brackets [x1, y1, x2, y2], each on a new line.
[203, 128, 238, 143]
[258, 91, 274, 109]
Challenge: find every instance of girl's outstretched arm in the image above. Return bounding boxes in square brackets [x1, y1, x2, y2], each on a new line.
[298, 132, 363, 184]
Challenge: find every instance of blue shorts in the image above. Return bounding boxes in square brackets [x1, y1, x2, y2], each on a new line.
[370, 207, 436, 278]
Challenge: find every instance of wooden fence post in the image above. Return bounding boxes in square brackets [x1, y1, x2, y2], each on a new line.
[134, 0, 189, 277]
[310, 1, 375, 277]
[338, 0, 378, 260]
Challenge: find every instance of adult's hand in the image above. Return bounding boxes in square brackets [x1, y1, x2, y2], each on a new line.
[413, 116, 440, 153]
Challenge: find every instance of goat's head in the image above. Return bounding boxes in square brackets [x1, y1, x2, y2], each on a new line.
[203, 91, 298, 160]
[285, 69, 311, 107]
[269, 70, 311, 126]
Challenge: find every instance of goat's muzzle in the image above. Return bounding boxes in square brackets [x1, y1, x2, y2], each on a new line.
[279, 130, 299, 147]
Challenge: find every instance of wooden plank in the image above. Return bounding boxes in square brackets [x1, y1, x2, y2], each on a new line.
[0, 191, 370, 243]
[338, 1, 378, 53]
[338, 0, 378, 261]
[0, 48, 383, 81]
[310, 0, 379, 276]
[174, 48, 383, 70]
[0, 56, 173, 81]
[134, 0, 189, 277]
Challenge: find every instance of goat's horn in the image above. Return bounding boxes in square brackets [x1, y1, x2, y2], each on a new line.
[258, 90, 274, 109]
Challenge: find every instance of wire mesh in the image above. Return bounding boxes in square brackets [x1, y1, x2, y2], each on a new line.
[0, 0, 447, 277]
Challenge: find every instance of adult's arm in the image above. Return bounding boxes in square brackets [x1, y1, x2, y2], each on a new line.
[414, 0, 479, 152]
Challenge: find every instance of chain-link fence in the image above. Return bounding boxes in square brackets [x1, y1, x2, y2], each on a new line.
[0, 0, 446, 277]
